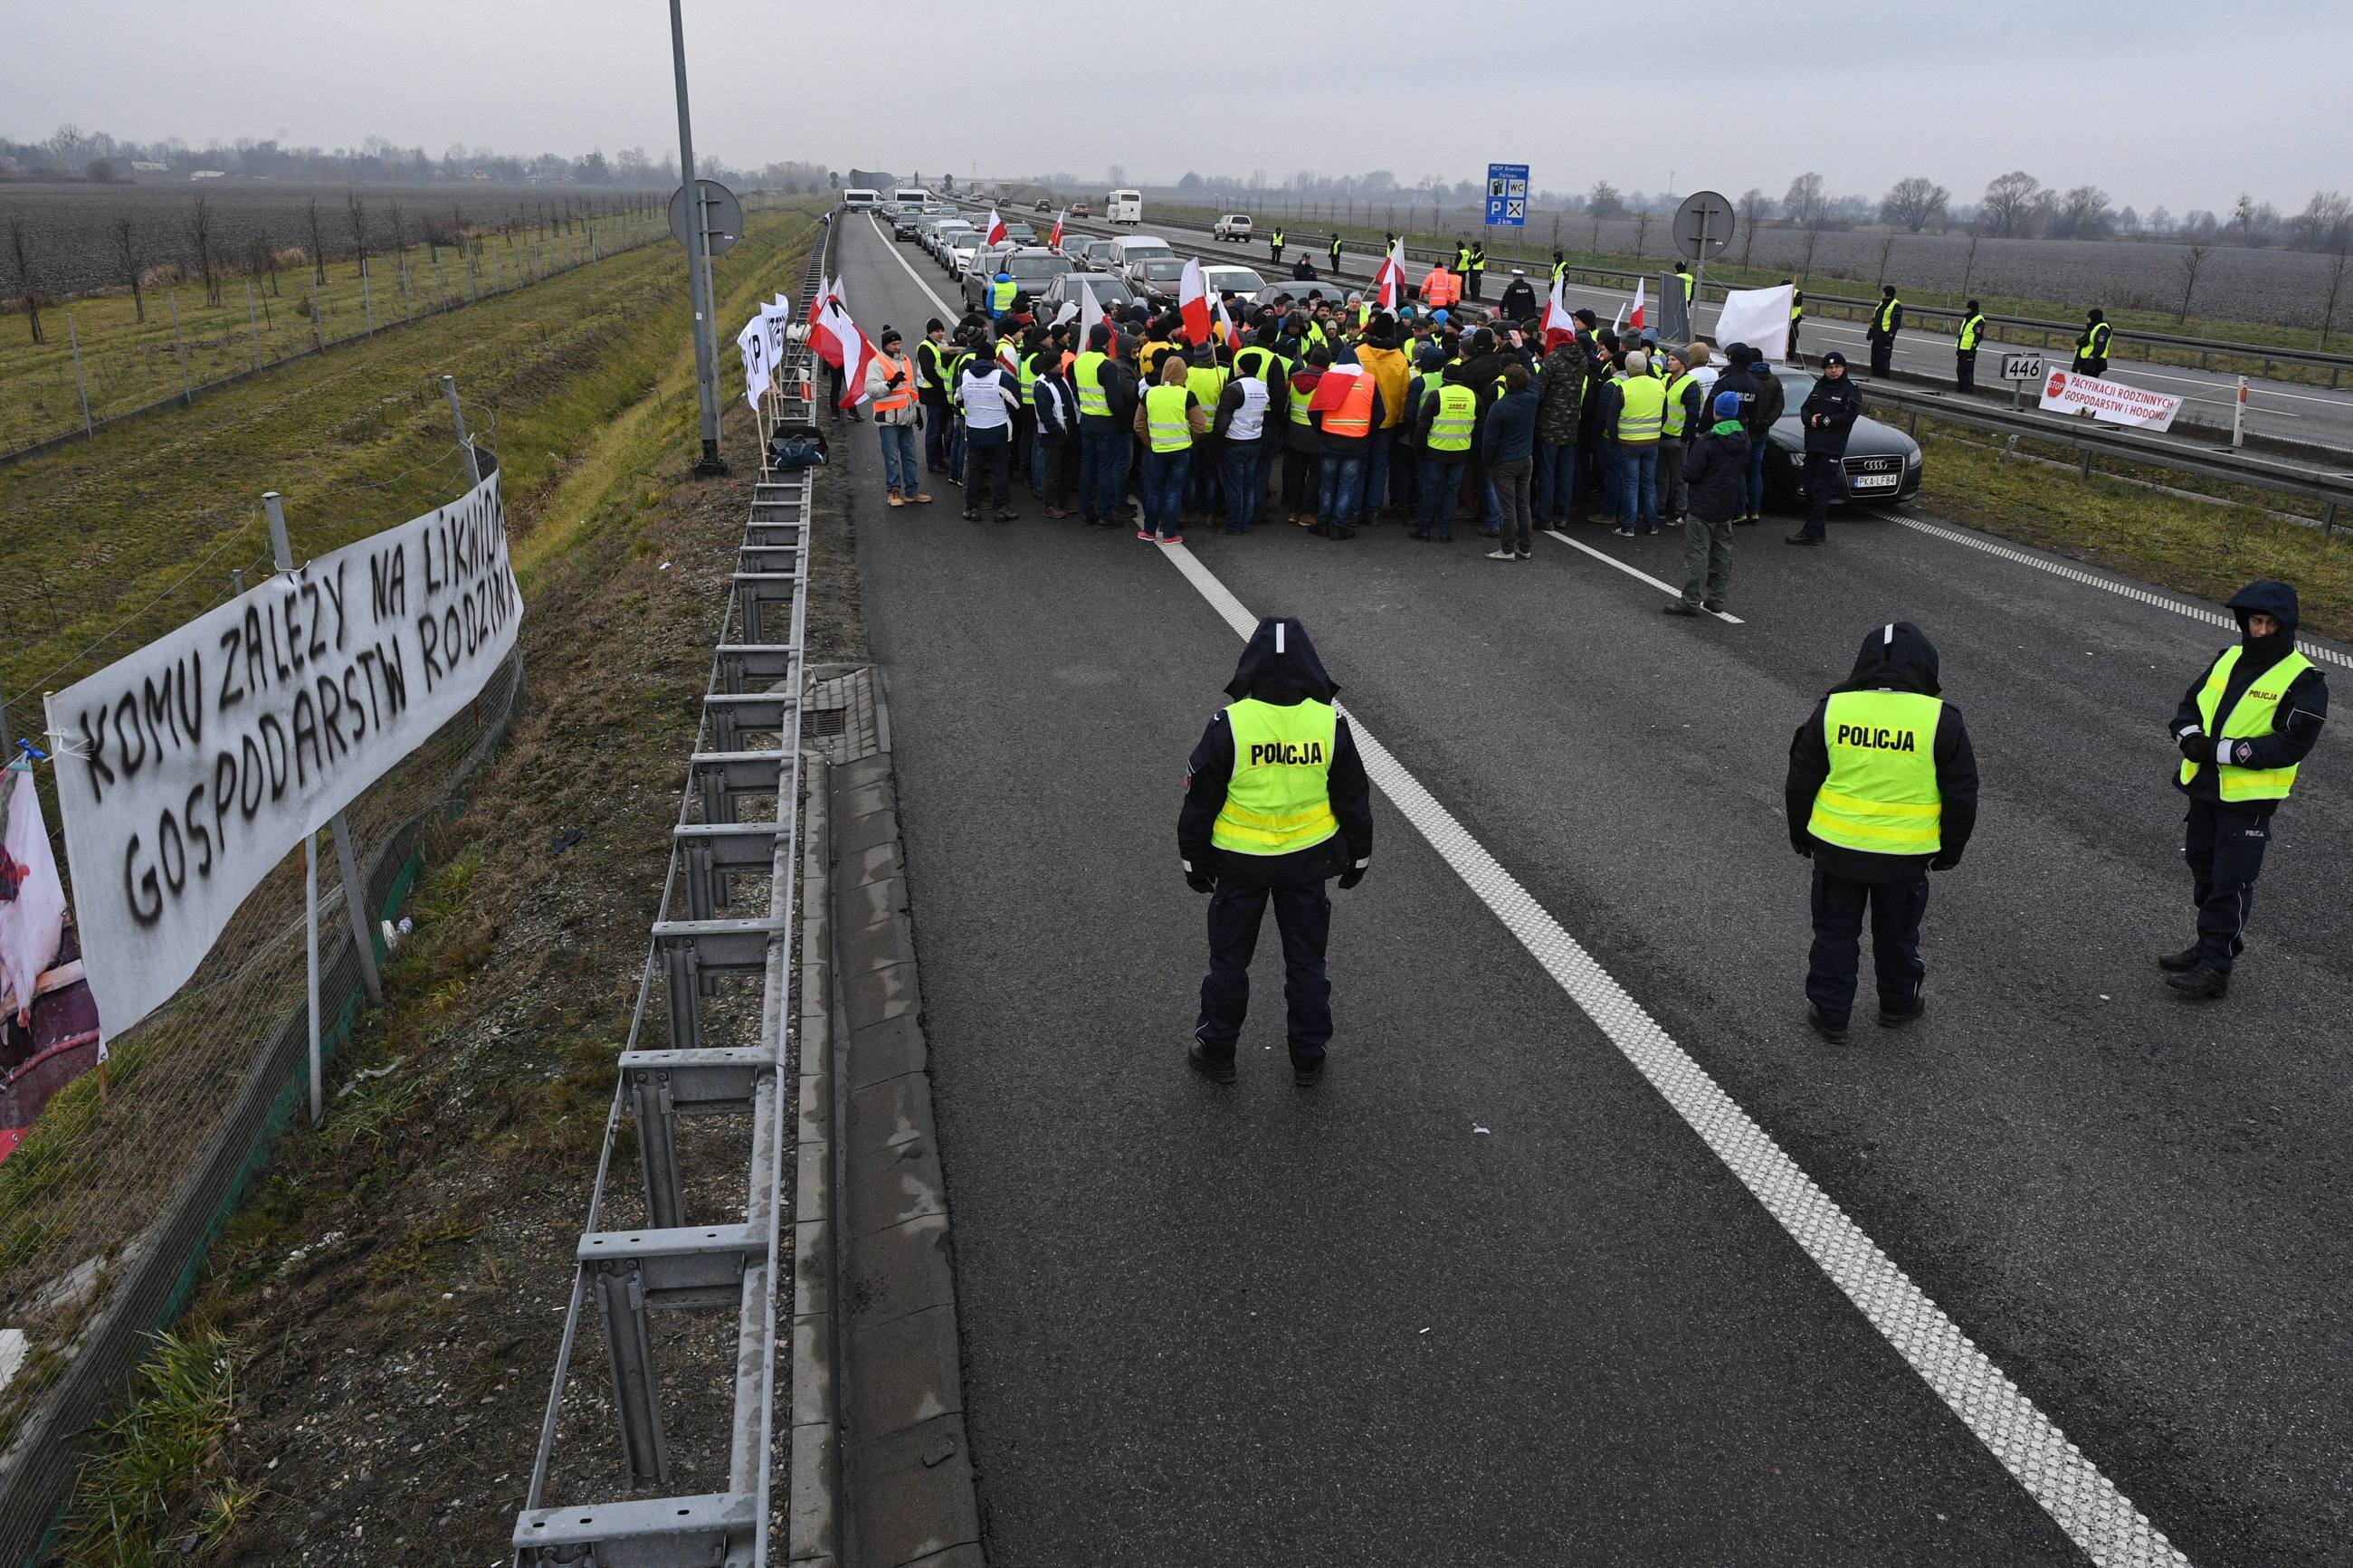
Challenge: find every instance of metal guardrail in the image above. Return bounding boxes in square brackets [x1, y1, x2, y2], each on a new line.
[1853, 378, 2353, 524]
[510, 241, 824, 1567]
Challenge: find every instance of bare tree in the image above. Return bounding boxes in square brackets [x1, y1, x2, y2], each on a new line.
[188, 193, 223, 306]
[1980, 170, 2042, 237]
[2320, 247, 2352, 348]
[1958, 234, 1981, 298]
[1797, 225, 1823, 287]
[1586, 179, 1624, 219]
[1874, 233, 1899, 286]
[304, 197, 328, 284]
[1783, 172, 1828, 230]
[113, 213, 147, 321]
[346, 192, 371, 280]
[1736, 187, 1771, 265]
[2052, 185, 2115, 239]
[2174, 244, 2210, 324]
[5, 215, 43, 344]
[244, 233, 277, 301]
[1880, 176, 1949, 233]
[1632, 206, 1653, 258]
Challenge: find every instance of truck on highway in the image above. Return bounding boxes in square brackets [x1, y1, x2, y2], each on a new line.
[1107, 188, 1143, 226]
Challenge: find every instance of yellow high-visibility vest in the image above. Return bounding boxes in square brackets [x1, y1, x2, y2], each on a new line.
[2179, 646, 2313, 802]
[1615, 375, 1667, 443]
[1186, 364, 1230, 413]
[1073, 349, 1110, 417]
[1808, 690, 1944, 853]
[1662, 371, 1698, 436]
[1426, 384, 1477, 451]
[1958, 313, 1986, 351]
[1874, 296, 1900, 333]
[1144, 382, 1194, 452]
[1211, 698, 1340, 855]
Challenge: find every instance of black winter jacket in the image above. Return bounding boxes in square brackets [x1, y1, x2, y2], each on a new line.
[1799, 372, 1862, 455]
[1786, 622, 1980, 881]
[2170, 580, 2329, 811]
[1179, 618, 1375, 888]
[1681, 421, 1751, 523]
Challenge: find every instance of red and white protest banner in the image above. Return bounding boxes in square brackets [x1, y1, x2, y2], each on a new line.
[2037, 369, 2182, 432]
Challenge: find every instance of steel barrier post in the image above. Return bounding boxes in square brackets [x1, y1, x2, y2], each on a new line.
[442, 374, 483, 485]
[66, 314, 92, 435]
[2233, 375, 2248, 448]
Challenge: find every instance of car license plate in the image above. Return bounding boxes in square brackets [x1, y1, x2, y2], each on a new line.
[1848, 470, 1900, 491]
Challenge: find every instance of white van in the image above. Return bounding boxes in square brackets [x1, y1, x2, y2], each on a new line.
[843, 187, 881, 210]
[1107, 188, 1143, 226]
[893, 187, 934, 211]
[1105, 234, 1175, 273]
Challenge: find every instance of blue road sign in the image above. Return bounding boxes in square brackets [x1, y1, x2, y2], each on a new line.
[1484, 163, 1529, 227]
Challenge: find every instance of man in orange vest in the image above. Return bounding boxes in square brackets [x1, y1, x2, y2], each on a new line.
[862, 326, 930, 507]
[1310, 347, 1384, 539]
[1419, 261, 1460, 309]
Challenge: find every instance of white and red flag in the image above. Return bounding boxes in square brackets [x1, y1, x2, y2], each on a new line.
[1306, 359, 1366, 413]
[981, 207, 1007, 246]
[0, 760, 68, 1033]
[1624, 276, 1646, 332]
[1371, 236, 1407, 311]
[1214, 293, 1240, 351]
[1176, 256, 1212, 343]
[807, 294, 876, 410]
[1541, 275, 1578, 349]
[1048, 208, 1065, 250]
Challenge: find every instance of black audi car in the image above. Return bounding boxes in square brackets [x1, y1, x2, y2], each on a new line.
[1761, 366, 1924, 509]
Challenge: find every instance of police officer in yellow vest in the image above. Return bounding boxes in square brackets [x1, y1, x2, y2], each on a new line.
[1867, 285, 1901, 377]
[1954, 299, 1986, 393]
[1785, 622, 1980, 1041]
[1180, 616, 1374, 1085]
[2162, 581, 2328, 999]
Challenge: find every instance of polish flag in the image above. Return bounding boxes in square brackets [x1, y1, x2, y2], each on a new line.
[1624, 277, 1646, 332]
[1049, 208, 1065, 250]
[1176, 256, 1211, 344]
[1306, 359, 1365, 413]
[1214, 293, 1241, 352]
[1371, 236, 1407, 311]
[981, 207, 1007, 246]
[1541, 275, 1577, 349]
[808, 295, 875, 410]
[996, 335, 1021, 372]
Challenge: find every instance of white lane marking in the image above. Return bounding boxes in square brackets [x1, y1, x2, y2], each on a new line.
[1541, 528, 1744, 622]
[1867, 510, 2353, 671]
[866, 212, 963, 317]
[1158, 537, 2190, 1568]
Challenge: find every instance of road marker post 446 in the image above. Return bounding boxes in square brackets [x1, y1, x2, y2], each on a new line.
[2000, 351, 2044, 410]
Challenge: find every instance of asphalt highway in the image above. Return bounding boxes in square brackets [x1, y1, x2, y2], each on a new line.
[1011, 202, 2353, 454]
[834, 210, 2353, 1565]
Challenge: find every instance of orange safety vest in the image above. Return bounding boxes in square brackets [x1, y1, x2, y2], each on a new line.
[1322, 373, 1378, 439]
[871, 351, 917, 414]
[1420, 266, 1459, 308]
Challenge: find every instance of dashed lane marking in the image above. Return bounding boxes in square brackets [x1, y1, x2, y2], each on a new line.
[1868, 510, 2352, 670]
[1158, 536, 2192, 1568]
[1542, 527, 1744, 622]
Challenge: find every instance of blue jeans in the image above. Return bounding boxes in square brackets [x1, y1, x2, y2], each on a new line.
[1364, 427, 1393, 518]
[1600, 442, 1624, 516]
[878, 423, 918, 495]
[1533, 440, 1577, 523]
[922, 401, 950, 470]
[948, 416, 966, 480]
[1417, 456, 1465, 535]
[1745, 440, 1768, 518]
[1189, 437, 1224, 516]
[1221, 442, 1265, 529]
[1618, 443, 1659, 531]
[1140, 447, 1191, 536]
[1318, 450, 1366, 529]
[1081, 426, 1128, 520]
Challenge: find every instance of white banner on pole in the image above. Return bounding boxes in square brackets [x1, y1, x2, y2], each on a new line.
[1714, 283, 1794, 362]
[737, 315, 774, 410]
[2036, 368, 2182, 432]
[44, 470, 522, 1038]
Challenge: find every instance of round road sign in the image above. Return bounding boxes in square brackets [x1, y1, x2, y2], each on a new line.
[1672, 190, 1736, 261]
[667, 179, 744, 257]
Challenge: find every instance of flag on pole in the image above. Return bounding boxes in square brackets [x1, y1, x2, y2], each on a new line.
[736, 315, 774, 411]
[0, 760, 68, 1034]
[1214, 294, 1240, 353]
[1540, 275, 1577, 349]
[1077, 280, 1107, 347]
[1306, 360, 1366, 413]
[1176, 256, 1211, 344]
[1626, 277, 1646, 332]
[1371, 236, 1406, 311]
[1049, 208, 1065, 250]
[808, 295, 876, 410]
[981, 207, 1007, 245]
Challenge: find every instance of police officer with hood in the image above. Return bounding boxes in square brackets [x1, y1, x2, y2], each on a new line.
[1179, 617, 1374, 1085]
[1785, 622, 1979, 1041]
[2161, 581, 2328, 999]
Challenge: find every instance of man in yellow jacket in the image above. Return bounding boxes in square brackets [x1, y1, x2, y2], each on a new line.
[1349, 314, 1413, 520]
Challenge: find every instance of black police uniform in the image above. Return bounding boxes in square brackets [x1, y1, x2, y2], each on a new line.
[1179, 618, 1374, 1079]
[1785, 622, 1979, 1033]
[2163, 580, 2328, 996]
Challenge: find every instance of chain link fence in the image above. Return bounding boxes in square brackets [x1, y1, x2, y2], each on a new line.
[0, 458, 525, 1563]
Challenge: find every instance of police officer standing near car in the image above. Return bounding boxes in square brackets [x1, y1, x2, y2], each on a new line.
[1787, 351, 1861, 546]
[1785, 621, 1979, 1041]
[1954, 299, 1986, 393]
[2160, 581, 2328, 1000]
[1180, 617, 1374, 1086]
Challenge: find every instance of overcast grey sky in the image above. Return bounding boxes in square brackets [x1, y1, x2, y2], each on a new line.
[9, 0, 2348, 214]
